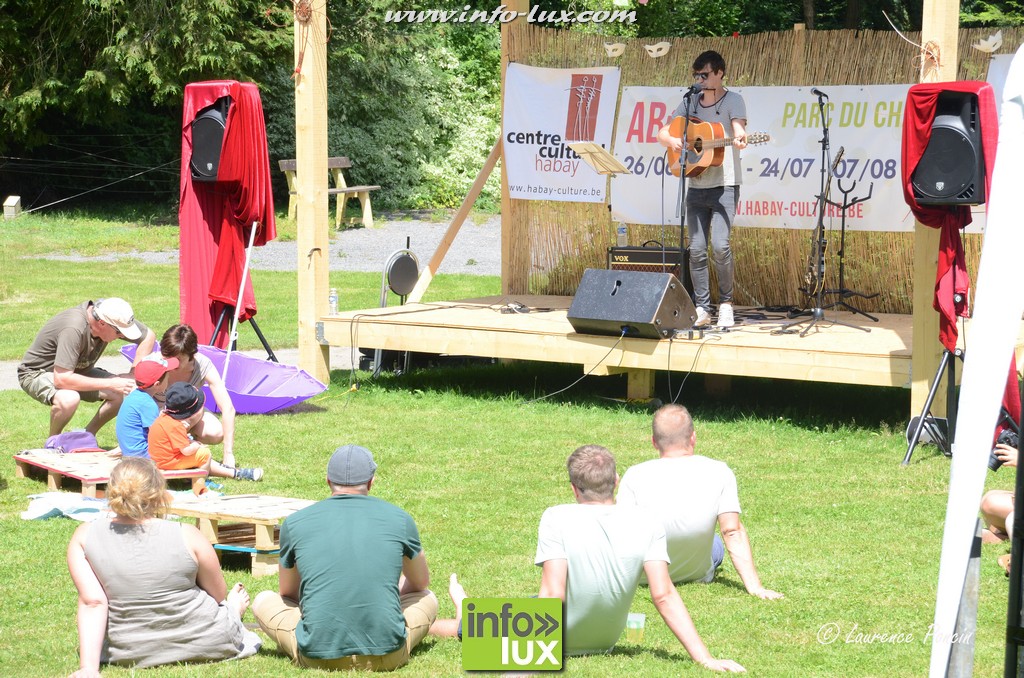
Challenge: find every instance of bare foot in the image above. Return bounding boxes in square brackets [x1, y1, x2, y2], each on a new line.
[226, 583, 251, 619]
[983, 527, 1009, 544]
[449, 573, 467, 625]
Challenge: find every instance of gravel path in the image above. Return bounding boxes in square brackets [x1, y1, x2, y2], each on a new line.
[2, 212, 501, 391]
[38, 211, 502, 276]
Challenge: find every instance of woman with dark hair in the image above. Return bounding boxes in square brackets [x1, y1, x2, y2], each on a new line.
[159, 323, 260, 479]
[66, 458, 260, 676]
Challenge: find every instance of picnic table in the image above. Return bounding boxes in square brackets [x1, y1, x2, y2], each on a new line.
[279, 157, 380, 229]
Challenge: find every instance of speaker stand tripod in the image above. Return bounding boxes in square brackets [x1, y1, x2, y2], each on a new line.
[902, 347, 961, 465]
[210, 304, 278, 362]
[821, 178, 880, 322]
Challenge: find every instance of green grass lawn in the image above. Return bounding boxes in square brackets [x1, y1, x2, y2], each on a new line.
[0, 209, 1018, 676]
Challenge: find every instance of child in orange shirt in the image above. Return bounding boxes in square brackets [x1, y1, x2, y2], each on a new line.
[148, 382, 263, 481]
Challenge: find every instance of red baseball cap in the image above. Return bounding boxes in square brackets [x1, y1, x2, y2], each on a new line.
[134, 355, 179, 389]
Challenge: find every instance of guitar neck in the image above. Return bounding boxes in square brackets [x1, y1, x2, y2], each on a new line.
[701, 137, 739, 150]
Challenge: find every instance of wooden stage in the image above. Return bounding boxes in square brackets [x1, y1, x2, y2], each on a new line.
[319, 295, 968, 399]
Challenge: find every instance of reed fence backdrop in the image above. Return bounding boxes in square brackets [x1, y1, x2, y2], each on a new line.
[501, 24, 1023, 314]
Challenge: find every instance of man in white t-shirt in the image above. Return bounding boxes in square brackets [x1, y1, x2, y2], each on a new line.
[618, 405, 782, 600]
[536, 445, 744, 671]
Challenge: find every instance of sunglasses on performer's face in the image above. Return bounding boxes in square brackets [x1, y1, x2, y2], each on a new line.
[693, 71, 712, 81]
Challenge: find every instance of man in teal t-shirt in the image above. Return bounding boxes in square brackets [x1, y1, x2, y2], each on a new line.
[253, 445, 438, 671]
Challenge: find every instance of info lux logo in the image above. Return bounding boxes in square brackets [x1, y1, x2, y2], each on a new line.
[461, 598, 562, 671]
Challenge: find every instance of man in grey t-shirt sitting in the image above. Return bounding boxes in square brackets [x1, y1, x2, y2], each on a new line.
[18, 298, 156, 436]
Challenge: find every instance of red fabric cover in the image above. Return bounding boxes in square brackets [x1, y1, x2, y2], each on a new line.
[1000, 356, 1022, 440]
[179, 81, 276, 348]
[900, 81, 998, 352]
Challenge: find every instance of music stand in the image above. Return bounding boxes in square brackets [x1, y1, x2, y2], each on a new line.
[568, 142, 630, 175]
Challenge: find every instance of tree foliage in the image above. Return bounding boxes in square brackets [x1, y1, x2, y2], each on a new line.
[1, 0, 1023, 212]
[0, 0, 287, 146]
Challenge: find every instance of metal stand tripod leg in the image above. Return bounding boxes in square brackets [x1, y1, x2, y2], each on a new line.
[902, 348, 960, 465]
[210, 305, 279, 362]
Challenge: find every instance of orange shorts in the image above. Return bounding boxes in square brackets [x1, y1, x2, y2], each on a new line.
[158, 446, 212, 471]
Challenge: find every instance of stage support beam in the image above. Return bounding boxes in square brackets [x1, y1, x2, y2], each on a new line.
[294, 6, 330, 384]
[911, 0, 959, 416]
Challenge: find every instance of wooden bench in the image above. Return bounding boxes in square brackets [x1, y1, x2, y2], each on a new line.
[279, 157, 381, 229]
[168, 493, 315, 576]
[14, 450, 208, 497]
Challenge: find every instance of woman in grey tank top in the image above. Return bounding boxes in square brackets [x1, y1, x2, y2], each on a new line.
[66, 458, 260, 674]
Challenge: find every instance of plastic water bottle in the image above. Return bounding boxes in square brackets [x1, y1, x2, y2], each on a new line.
[328, 288, 338, 316]
[616, 222, 628, 247]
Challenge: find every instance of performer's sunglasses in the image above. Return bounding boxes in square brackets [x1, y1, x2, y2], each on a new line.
[693, 71, 712, 81]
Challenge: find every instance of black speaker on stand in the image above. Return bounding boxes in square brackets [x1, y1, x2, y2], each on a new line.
[567, 269, 696, 339]
[911, 91, 985, 205]
[190, 96, 233, 183]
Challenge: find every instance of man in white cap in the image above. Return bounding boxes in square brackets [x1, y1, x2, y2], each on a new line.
[18, 298, 156, 436]
[253, 444, 438, 671]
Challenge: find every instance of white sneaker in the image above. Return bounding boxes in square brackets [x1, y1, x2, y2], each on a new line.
[717, 303, 735, 328]
[694, 306, 711, 327]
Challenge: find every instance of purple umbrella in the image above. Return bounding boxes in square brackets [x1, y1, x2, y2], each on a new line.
[122, 344, 327, 414]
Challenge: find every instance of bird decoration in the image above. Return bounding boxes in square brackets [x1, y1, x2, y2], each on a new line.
[973, 30, 1003, 54]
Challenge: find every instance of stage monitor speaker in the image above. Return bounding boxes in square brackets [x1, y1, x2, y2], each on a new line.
[567, 268, 696, 339]
[190, 96, 232, 182]
[910, 91, 985, 205]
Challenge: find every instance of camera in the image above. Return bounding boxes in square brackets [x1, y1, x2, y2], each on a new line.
[989, 428, 1019, 472]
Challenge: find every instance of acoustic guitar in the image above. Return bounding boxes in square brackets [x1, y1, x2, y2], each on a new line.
[666, 116, 771, 177]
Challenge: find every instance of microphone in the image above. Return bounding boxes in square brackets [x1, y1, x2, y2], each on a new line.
[686, 82, 704, 95]
[811, 87, 829, 99]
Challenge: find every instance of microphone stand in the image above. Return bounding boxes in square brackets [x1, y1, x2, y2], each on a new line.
[672, 84, 703, 305]
[781, 92, 868, 336]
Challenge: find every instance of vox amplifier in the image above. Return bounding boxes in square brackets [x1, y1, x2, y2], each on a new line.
[607, 243, 691, 296]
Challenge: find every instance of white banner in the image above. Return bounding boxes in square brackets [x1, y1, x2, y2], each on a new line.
[503, 64, 620, 203]
[610, 85, 987, 233]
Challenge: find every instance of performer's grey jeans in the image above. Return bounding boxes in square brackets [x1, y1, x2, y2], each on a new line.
[686, 185, 739, 309]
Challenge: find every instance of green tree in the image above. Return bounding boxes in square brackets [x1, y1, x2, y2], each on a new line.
[0, 0, 288, 146]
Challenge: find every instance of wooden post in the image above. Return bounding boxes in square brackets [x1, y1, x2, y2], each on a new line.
[911, 0, 959, 416]
[500, 0, 530, 295]
[294, 6, 330, 384]
[789, 24, 807, 86]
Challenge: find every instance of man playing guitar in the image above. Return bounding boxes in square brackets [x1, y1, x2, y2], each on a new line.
[658, 50, 747, 329]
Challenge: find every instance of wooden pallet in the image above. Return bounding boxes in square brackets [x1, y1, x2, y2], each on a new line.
[169, 494, 315, 576]
[14, 449, 208, 498]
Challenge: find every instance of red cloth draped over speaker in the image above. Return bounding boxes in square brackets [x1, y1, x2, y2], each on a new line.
[901, 82, 1019, 437]
[900, 81, 998, 352]
[179, 81, 277, 348]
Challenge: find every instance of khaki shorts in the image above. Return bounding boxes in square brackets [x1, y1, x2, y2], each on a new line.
[253, 589, 438, 671]
[19, 367, 114, 406]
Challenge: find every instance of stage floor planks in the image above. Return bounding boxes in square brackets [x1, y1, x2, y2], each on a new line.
[320, 296, 949, 393]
